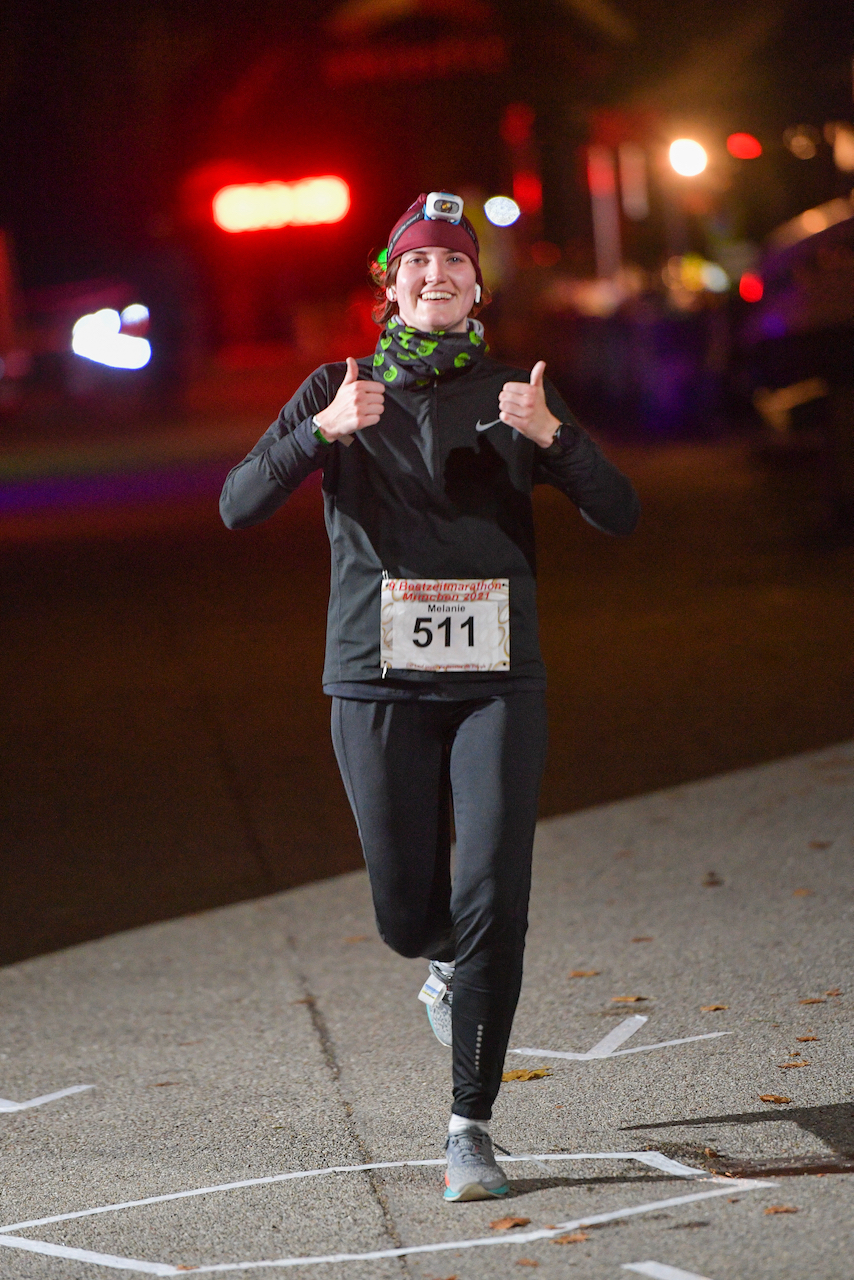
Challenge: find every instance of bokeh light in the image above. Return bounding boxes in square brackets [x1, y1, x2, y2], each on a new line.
[484, 196, 521, 226]
[727, 132, 762, 160]
[212, 177, 350, 232]
[738, 273, 764, 303]
[72, 309, 152, 369]
[120, 303, 150, 326]
[669, 139, 708, 177]
[784, 126, 819, 160]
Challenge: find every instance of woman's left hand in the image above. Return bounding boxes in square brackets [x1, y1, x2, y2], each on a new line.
[498, 361, 561, 448]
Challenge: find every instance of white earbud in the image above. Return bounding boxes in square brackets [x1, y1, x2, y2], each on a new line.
[474, 284, 482, 304]
[386, 287, 396, 301]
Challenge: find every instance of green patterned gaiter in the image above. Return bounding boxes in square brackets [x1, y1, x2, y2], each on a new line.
[371, 316, 488, 389]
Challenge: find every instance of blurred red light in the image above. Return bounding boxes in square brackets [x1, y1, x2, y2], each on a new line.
[727, 132, 762, 160]
[512, 170, 542, 214]
[212, 177, 350, 232]
[739, 272, 763, 302]
[501, 102, 535, 147]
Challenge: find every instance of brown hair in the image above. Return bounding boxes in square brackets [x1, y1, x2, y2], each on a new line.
[368, 254, 491, 328]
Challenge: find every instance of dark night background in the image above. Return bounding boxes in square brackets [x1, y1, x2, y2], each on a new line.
[1, 0, 853, 966]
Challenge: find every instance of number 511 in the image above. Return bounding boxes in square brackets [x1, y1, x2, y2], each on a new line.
[413, 616, 474, 648]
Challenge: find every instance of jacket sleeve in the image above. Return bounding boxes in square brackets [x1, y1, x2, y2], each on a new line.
[532, 379, 640, 537]
[219, 363, 345, 530]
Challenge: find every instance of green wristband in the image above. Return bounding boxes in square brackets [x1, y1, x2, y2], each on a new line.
[312, 417, 332, 445]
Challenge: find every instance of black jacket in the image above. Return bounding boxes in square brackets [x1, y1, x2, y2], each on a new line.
[220, 354, 640, 690]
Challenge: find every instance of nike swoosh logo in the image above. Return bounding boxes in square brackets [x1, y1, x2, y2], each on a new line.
[475, 418, 501, 431]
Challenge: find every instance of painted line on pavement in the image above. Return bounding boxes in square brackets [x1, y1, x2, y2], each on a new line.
[0, 1177, 774, 1274]
[0, 1084, 94, 1113]
[510, 1016, 732, 1061]
[623, 1262, 715, 1280]
[0, 1234, 177, 1275]
[0, 1151, 707, 1234]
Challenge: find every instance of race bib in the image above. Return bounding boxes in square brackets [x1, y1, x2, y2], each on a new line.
[380, 578, 510, 672]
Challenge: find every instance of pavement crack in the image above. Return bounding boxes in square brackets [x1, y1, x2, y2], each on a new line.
[287, 937, 411, 1275]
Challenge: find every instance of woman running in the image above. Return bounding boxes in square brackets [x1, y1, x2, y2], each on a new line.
[220, 191, 640, 1202]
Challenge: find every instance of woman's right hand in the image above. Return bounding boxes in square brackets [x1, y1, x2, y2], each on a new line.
[313, 357, 386, 444]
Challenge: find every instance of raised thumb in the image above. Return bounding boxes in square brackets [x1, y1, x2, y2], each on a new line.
[343, 356, 359, 384]
[530, 360, 546, 387]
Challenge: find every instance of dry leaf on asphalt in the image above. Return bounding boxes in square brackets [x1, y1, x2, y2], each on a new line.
[796, 1035, 818, 1041]
[703, 872, 723, 886]
[764, 1205, 799, 1214]
[631, 936, 654, 942]
[611, 995, 646, 1003]
[569, 969, 599, 977]
[792, 888, 814, 896]
[826, 988, 842, 996]
[151, 1082, 183, 1087]
[778, 1061, 810, 1068]
[799, 997, 826, 1004]
[502, 1068, 552, 1082]
[516, 1260, 540, 1267]
[701, 1004, 729, 1011]
[552, 1231, 590, 1244]
[343, 935, 370, 943]
[808, 840, 831, 849]
[490, 1216, 531, 1230]
[759, 1094, 791, 1103]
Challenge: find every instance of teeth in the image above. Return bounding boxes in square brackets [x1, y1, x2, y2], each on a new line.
[421, 292, 453, 300]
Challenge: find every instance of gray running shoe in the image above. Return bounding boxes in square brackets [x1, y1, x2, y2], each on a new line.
[443, 1129, 510, 1202]
[418, 961, 454, 1049]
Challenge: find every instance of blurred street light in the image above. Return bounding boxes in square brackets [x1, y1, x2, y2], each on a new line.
[669, 139, 708, 176]
[484, 196, 521, 226]
[71, 309, 151, 369]
[738, 272, 764, 303]
[784, 126, 819, 160]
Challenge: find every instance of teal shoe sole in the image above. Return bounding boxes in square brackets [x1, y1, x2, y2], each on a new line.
[443, 1179, 509, 1202]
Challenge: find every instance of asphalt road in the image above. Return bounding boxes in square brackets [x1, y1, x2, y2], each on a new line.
[2, 430, 854, 965]
[0, 743, 851, 1279]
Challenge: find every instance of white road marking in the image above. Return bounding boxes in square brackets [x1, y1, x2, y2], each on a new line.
[0, 1235, 177, 1275]
[0, 1154, 775, 1275]
[623, 1263, 715, 1280]
[0, 1084, 94, 1113]
[510, 1016, 732, 1061]
[0, 1151, 708, 1234]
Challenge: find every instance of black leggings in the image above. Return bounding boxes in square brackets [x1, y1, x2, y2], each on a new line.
[331, 691, 548, 1120]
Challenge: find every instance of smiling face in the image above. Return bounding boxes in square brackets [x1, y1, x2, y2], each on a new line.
[390, 247, 478, 332]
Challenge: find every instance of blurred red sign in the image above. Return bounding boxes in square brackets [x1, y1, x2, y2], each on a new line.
[324, 35, 506, 85]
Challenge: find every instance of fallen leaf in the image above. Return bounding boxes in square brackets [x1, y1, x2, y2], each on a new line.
[796, 1035, 818, 1042]
[552, 1232, 590, 1244]
[759, 1095, 791, 1103]
[516, 1260, 540, 1267]
[778, 1061, 810, 1068]
[292, 997, 314, 1005]
[799, 997, 826, 1005]
[764, 1205, 799, 1214]
[611, 995, 647, 1003]
[701, 1004, 729, 1011]
[792, 888, 814, 897]
[703, 872, 723, 887]
[826, 988, 842, 996]
[502, 1068, 552, 1082]
[151, 1081, 183, 1087]
[569, 969, 599, 978]
[631, 936, 654, 942]
[343, 935, 370, 943]
[808, 840, 831, 849]
[490, 1216, 531, 1230]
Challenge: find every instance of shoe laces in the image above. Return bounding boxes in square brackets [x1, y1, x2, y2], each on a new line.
[445, 1131, 511, 1159]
